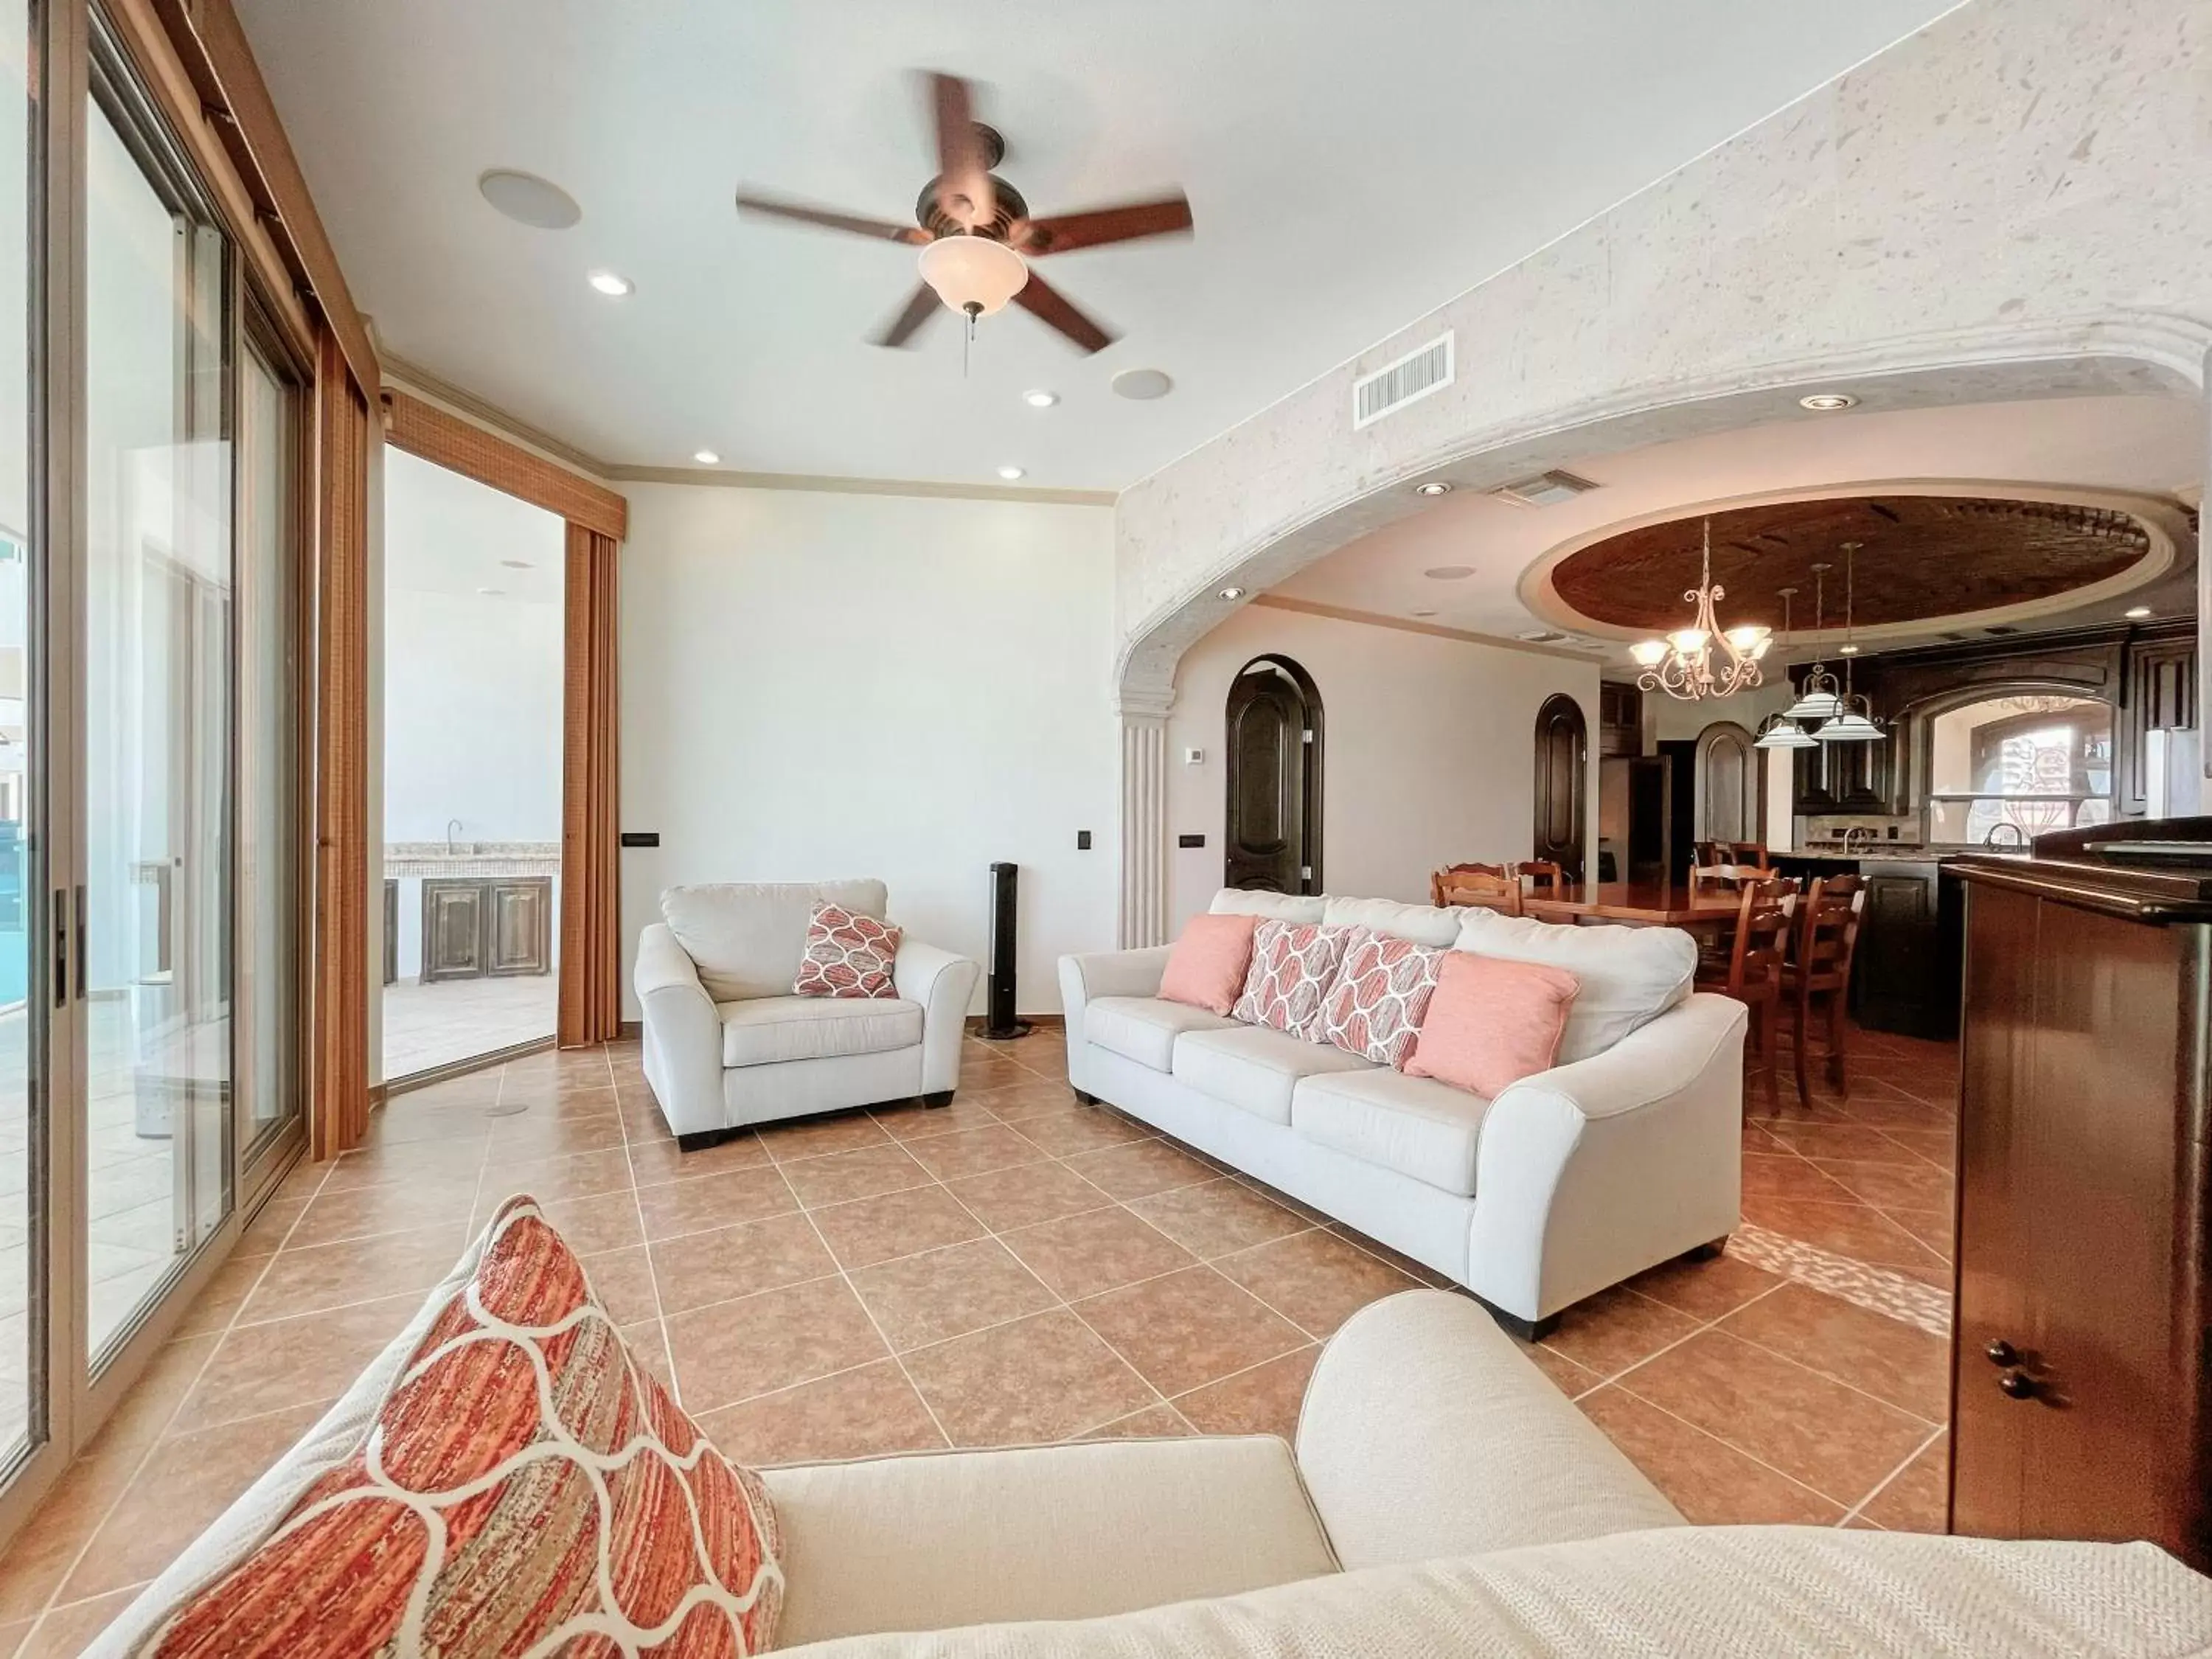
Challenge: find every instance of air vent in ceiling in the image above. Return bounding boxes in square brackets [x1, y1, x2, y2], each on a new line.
[1490, 470, 1599, 508]
[1517, 628, 1571, 644]
[1352, 333, 1454, 429]
[1983, 625, 2021, 636]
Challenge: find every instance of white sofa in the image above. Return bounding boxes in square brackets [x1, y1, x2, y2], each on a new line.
[90, 1281, 2212, 1658]
[1059, 890, 1746, 1336]
[635, 879, 980, 1146]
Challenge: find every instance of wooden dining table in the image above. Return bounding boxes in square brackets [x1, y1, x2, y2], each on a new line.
[1520, 880, 1742, 933]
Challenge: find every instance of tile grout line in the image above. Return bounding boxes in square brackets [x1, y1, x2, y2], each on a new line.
[751, 1156, 956, 1453]
[1836, 1421, 1947, 1528]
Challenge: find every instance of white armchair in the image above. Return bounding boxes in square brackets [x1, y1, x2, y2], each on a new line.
[636, 880, 981, 1147]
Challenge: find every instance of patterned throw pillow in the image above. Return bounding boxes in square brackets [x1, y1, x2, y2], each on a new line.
[125, 1196, 784, 1658]
[794, 901, 903, 998]
[1233, 919, 1355, 1041]
[1318, 931, 1450, 1067]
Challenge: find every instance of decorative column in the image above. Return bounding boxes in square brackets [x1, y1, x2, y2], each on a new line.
[1116, 681, 1175, 947]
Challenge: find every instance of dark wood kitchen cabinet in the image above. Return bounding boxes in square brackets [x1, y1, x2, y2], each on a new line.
[421, 876, 554, 982]
[1949, 836, 2212, 1571]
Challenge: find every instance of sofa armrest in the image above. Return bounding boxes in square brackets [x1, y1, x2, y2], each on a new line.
[1057, 947, 1173, 1093]
[1295, 1290, 1683, 1570]
[1467, 992, 1747, 1321]
[634, 923, 725, 1137]
[894, 938, 981, 1095]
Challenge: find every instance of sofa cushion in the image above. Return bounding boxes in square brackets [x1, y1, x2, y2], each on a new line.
[1172, 1023, 1376, 1124]
[1406, 951, 1579, 1098]
[1158, 912, 1261, 1015]
[1315, 931, 1448, 1067]
[1292, 1068, 1496, 1196]
[794, 902, 903, 998]
[1085, 995, 1237, 1072]
[91, 1196, 785, 1658]
[1233, 920, 1354, 1040]
[1208, 887, 1326, 925]
[662, 878, 889, 1002]
[762, 1437, 1338, 1649]
[1320, 895, 1463, 947]
[721, 995, 924, 1068]
[1453, 909, 1696, 1065]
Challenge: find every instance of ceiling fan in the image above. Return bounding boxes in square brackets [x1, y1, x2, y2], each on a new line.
[735, 72, 1193, 355]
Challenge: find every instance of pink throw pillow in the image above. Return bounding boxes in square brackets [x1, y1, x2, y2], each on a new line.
[793, 902, 903, 998]
[1405, 951, 1581, 1096]
[1233, 920, 1357, 1041]
[1318, 932, 1450, 1067]
[1159, 913, 1261, 1015]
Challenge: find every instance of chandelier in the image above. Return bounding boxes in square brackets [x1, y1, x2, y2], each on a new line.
[1629, 520, 1771, 702]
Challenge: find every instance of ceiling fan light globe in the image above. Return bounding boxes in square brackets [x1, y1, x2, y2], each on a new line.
[917, 234, 1029, 317]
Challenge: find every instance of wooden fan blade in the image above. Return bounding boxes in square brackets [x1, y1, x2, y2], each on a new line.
[926, 71, 995, 229]
[1012, 271, 1115, 354]
[874, 284, 942, 348]
[735, 192, 929, 245]
[1014, 193, 1192, 256]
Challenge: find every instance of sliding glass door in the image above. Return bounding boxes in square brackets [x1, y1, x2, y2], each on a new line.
[82, 58, 233, 1359]
[0, 0, 36, 1474]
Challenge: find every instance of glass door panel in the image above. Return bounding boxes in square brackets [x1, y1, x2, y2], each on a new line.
[83, 86, 231, 1361]
[0, 0, 33, 1466]
[235, 338, 299, 1175]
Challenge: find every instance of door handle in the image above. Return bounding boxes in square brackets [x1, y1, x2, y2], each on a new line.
[74, 885, 86, 1003]
[51, 892, 65, 1009]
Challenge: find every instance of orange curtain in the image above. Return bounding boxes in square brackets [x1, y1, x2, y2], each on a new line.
[312, 327, 373, 1155]
[559, 524, 622, 1047]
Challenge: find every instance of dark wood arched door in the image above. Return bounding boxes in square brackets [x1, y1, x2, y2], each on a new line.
[1225, 656, 1323, 894]
[1533, 693, 1588, 880]
[1694, 720, 1760, 846]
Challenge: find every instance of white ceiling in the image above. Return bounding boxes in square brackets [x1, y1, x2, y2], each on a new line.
[234, 0, 1961, 491]
[1275, 394, 2206, 657]
[385, 448, 566, 605]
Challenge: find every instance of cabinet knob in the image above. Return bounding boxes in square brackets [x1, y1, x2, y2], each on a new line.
[1997, 1368, 2037, 1400]
[1985, 1339, 2017, 1367]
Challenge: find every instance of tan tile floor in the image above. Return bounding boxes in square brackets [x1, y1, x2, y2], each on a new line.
[0, 1016, 1959, 1652]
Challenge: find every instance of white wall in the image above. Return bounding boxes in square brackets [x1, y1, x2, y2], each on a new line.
[619, 484, 1118, 1018]
[1165, 605, 1597, 931]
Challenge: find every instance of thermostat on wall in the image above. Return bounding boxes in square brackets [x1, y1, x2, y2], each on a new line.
[1183, 747, 1205, 765]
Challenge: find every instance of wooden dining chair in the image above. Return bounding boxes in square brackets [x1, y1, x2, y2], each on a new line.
[1694, 874, 1792, 1113]
[1723, 841, 1772, 869]
[1784, 874, 1865, 1105]
[1430, 862, 1510, 907]
[1691, 862, 1767, 895]
[1433, 865, 1523, 916]
[1512, 860, 1565, 897]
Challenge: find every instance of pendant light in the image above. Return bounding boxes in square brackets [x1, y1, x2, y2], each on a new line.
[1782, 562, 1845, 723]
[1755, 585, 1818, 750]
[1814, 541, 1885, 744]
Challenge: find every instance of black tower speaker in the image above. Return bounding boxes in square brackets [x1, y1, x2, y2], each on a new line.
[978, 860, 1030, 1040]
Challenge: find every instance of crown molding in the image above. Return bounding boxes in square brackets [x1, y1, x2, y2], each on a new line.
[605, 465, 1116, 507]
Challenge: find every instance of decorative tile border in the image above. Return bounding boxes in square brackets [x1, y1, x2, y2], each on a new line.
[1731, 1223, 1950, 1338]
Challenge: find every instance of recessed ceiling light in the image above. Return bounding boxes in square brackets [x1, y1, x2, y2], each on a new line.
[1111, 368, 1174, 401]
[1217, 586, 1245, 601]
[476, 586, 504, 597]
[1840, 644, 1860, 655]
[479, 169, 582, 230]
[1799, 392, 1857, 411]
[1023, 389, 1059, 408]
[499, 559, 533, 570]
[588, 270, 633, 297]
[1414, 481, 1453, 497]
[692, 449, 720, 465]
[1423, 566, 1475, 580]
[997, 465, 1026, 481]
[2126, 605, 2154, 619]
